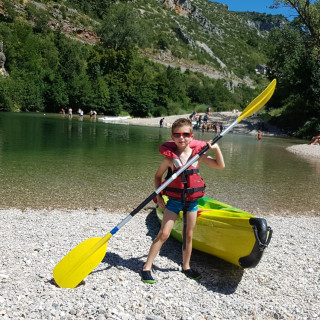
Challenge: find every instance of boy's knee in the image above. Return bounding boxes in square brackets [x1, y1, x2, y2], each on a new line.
[185, 232, 193, 242]
[158, 230, 170, 242]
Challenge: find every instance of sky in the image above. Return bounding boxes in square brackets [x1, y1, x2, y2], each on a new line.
[213, 0, 297, 19]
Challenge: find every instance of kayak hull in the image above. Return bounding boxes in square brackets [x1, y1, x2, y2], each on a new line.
[156, 196, 272, 268]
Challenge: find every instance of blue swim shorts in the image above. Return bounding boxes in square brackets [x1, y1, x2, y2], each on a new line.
[166, 198, 198, 215]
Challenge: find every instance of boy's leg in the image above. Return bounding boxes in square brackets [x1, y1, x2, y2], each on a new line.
[181, 210, 201, 280]
[182, 210, 198, 270]
[143, 208, 177, 271]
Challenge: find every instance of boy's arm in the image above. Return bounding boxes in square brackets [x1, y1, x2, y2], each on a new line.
[154, 157, 171, 209]
[200, 142, 225, 169]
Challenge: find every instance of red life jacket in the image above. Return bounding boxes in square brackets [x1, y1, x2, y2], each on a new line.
[160, 140, 206, 201]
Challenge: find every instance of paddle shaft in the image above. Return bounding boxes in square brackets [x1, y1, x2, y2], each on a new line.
[107, 118, 239, 237]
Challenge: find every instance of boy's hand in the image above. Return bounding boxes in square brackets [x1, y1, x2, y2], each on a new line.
[201, 141, 225, 169]
[207, 141, 219, 150]
[157, 194, 166, 209]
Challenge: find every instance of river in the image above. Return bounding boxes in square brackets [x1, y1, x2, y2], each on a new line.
[0, 112, 318, 215]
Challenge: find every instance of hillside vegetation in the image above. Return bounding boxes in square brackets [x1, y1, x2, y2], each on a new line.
[0, 0, 278, 116]
[0, 0, 319, 137]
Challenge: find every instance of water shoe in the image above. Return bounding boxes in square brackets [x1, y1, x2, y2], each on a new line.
[181, 268, 202, 280]
[141, 270, 155, 284]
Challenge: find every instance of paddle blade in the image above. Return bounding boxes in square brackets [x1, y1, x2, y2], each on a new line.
[237, 79, 276, 122]
[53, 236, 108, 288]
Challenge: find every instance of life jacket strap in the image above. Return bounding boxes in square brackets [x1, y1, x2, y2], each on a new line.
[164, 168, 199, 180]
[164, 186, 206, 194]
[176, 168, 199, 175]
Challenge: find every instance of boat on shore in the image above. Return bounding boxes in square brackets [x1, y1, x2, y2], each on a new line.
[99, 116, 131, 123]
[156, 196, 272, 268]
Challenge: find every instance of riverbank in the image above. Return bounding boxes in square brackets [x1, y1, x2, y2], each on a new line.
[1, 208, 319, 319]
[99, 112, 320, 159]
[286, 143, 320, 159]
[99, 112, 284, 137]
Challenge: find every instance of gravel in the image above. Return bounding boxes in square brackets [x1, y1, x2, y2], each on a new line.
[286, 144, 320, 159]
[1, 207, 319, 319]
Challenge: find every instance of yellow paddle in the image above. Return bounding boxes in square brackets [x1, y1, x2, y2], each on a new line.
[53, 79, 276, 288]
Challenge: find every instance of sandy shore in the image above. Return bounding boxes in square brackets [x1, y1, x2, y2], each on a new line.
[1, 208, 319, 319]
[99, 111, 288, 138]
[100, 112, 263, 133]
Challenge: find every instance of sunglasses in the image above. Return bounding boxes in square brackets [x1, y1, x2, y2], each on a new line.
[172, 132, 192, 138]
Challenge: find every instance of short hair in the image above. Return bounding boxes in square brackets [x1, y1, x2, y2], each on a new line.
[171, 118, 193, 133]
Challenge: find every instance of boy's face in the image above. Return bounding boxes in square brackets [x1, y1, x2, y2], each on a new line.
[171, 125, 193, 147]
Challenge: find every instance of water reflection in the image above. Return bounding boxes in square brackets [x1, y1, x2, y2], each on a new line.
[289, 150, 320, 174]
[310, 159, 320, 174]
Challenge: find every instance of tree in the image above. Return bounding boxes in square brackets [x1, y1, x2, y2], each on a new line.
[43, 74, 69, 113]
[153, 73, 169, 110]
[97, 3, 144, 50]
[273, 0, 320, 47]
[1, 0, 17, 22]
[266, 26, 306, 86]
[107, 86, 122, 116]
[166, 66, 187, 103]
[266, 0, 320, 136]
[25, 3, 50, 34]
[127, 85, 155, 117]
[211, 80, 233, 110]
[90, 76, 110, 113]
[0, 77, 15, 110]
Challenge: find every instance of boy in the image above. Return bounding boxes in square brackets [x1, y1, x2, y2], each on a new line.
[142, 118, 225, 284]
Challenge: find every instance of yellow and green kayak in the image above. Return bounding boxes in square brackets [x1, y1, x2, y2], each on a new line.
[156, 196, 272, 268]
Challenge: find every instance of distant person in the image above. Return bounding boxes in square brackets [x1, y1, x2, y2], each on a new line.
[213, 123, 216, 132]
[215, 122, 220, 134]
[189, 110, 196, 121]
[257, 130, 263, 140]
[160, 118, 165, 128]
[79, 109, 84, 120]
[61, 108, 65, 117]
[311, 138, 320, 145]
[68, 108, 72, 119]
[93, 110, 97, 120]
[310, 131, 320, 145]
[206, 106, 211, 116]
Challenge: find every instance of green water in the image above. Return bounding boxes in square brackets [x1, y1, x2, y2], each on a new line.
[0, 112, 318, 214]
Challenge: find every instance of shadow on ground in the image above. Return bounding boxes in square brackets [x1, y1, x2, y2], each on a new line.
[99, 208, 244, 295]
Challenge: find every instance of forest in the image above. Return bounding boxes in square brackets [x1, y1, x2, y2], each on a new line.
[265, 0, 320, 137]
[0, 17, 256, 118]
[0, 0, 260, 118]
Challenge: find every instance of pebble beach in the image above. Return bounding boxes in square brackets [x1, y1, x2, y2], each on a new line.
[1, 207, 319, 320]
[1, 113, 320, 319]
